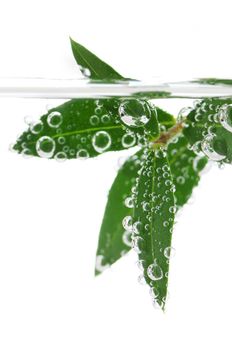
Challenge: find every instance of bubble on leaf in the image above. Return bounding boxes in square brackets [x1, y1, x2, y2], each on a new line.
[101, 114, 111, 124]
[22, 148, 33, 158]
[55, 151, 67, 162]
[58, 136, 66, 145]
[164, 246, 175, 259]
[176, 176, 185, 185]
[121, 132, 136, 148]
[122, 231, 133, 247]
[30, 121, 43, 134]
[92, 131, 111, 153]
[133, 221, 142, 235]
[218, 104, 232, 132]
[90, 115, 100, 126]
[47, 111, 63, 128]
[137, 259, 145, 271]
[76, 149, 89, 159]
[124, 196, 134, 208]
[78, 65, 91, 78]
[201, 134, 226, 161]
[122, 215, 133, 232]
[132, 236, 145, 254]
[177, 107, 192, 123]
[36, 136, 56, 158]
[147, 260, 163, 281]
[118, 99, 151, 128]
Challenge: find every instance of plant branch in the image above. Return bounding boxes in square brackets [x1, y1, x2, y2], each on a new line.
[152, 122, 184, 147]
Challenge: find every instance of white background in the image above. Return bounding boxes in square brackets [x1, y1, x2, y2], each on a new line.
[1, 0, 232, 349]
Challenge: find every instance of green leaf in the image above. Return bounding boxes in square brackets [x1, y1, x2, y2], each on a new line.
[133, 147, 175, 310]
[13, 98, 174, 160]
[167, 135, 207, 207]
[196, 78, 232, 86]
[95, 150, 143, 275]
[70, 38, 126, 81]
[13, 98, 139, 159]
[94, 109, 175, 275]
[94, 133, 207, 275]
[183, 98, 232, 163]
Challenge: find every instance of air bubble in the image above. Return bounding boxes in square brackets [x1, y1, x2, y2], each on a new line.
[147, 261, 163, 281]
[218, 104, 232, 132]
[132, 236, 145, 254]
[76, 149, 89, 159]
[90, 115, 99, 126]
[47, 111, 63, 128]
[78, 65, 91, 78]
[122, 231, 133, 247]
[55, 152, 67, 162]
[118, 99, 151, 128]
[121, 133, 136, 148]
[133, 221, 142, 235]
[30, 121, 43, 134]
[201, 134, 226, 161]
[36, 136, 56, 158]
[22, 148, 33, 158]
[177, 107, 192, 123]
[164, 246, 175, 259]
[124, 197, 134, 208]
[101, 114, 111, 124]
[122, 215, 133, 232]
[58, 136, 65, 145]
[92, 131, 111, 153]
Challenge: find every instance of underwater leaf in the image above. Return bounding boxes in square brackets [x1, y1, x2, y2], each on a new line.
[183, 98, 232, 163]
[133, 148, 175, 310]
[94, 109, 175, 275]
[13, 98, 140, 159]
[95, 150, 143, 275]
[167, 135, 207, 207]
[70, 38, 125, 81]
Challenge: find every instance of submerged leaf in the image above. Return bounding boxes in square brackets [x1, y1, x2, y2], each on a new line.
[133, 148, 175, 310]
[94, 109, 175, 275]
[183, 98, 232, 163]
[13, 99, 139, 159]
[167, 135, 207, 207]
[95, 150, 143, 275]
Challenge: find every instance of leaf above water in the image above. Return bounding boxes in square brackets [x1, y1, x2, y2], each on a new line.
[70, 38, 126, 81]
